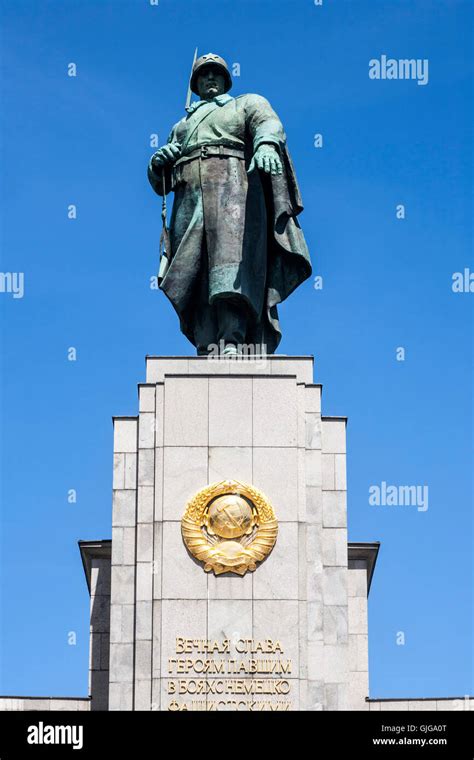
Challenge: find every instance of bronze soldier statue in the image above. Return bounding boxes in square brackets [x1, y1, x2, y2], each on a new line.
[148, 52, 312, 355]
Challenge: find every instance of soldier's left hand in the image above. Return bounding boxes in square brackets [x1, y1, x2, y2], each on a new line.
[248, 144, 283, 176]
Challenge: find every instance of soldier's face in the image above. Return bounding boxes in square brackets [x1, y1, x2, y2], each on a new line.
[197, 66, 226, 100]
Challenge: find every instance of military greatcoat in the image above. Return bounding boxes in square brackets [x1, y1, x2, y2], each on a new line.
[148, 92, 312, 352]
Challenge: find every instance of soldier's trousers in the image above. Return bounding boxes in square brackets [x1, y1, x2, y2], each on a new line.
[192, 244, 249, 354]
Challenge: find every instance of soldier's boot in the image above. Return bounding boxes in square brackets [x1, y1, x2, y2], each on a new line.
[215, 297, 248, 354]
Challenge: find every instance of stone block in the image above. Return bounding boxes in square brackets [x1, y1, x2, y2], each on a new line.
[307, 640, 324, 682]
[270, 358, 313, 383]
[322, 644, 348, 682]
[322, 567, 347, 606]
[306, 680, 324, 710]
[306, 523, 322, 574]
[307, 601, 323, 642]
[137, 523, 153, 563]
[138, 449, 154, 486]
[121, 605, 135, 644]
[253, 522, 299, 600]
[208, 377, 252, 446]
[368, 700, 381, 711]
[304, 385, 321, 413]
[112, 490, 136, 528]
[109, 681, 133, 711]
[322, 454, 335, 491]
[90, 595, 110, 633]
[136, 601, 153, 641]
[161, 599, 207, 675]
[164, 376, 208, 446]
[323, 605, 348, 645]
[135, 639, 152, 680]
[138, 385, 155, 413]
[154, 446, 163, 520]
[90, 670, 109, 711]
[139, 412, 155, 449]
[436, 699, 465, 711]
[111, 566, 135, 605]
[207, 599, 253, 642]
[348, 596, 368, 635]
[0, 699, 24, 711]
[297, 448, 306, 521]
[122, 527, 136, 565]
[322, 527, 348, 567]
[334, 454, 346, 490]
[305, 449, 322, 487]
[348, 566, 367, 598]
[113, 454, 125, 490]
[163, 446, 208, 520]
[90, 559, 111, 597]
[109, 643, 134, 683]
[124, 453, 137, 489]
[136, 562, 153, 601]
[155, 383, 164, 446]
[134, 679, 151, 711]
[191, 356, 235, 375]
[253, 599, 299, 676]
[253, 447, 298, 521]
[252, 377, 297, 447]
[152, 522, 162, 599]
[408, 700, 438, 711]
[324, 682, 339, 710]
[151, 601, 162, 679]
[109, 604, 120, 645]
[89, 632, 101, 671]
[321, 419, 346, 454]
[208, 447, 252, 483]
[161, 522, 208, 599]
[322, 491, 347, 529]
[146, 357, 190, 382]
[306, 486, 322, 524]
[207, 571, 253, 600]
[299, 599, 308, 679]
[298, 523, 307, 600]
[137, 485, 154, 524]
[21, 699, 52, 710]
[348, 671, 369, 710]
[100, 633, 110, 670]
[297, 385, 306, 448]
[380, 701, 409, 711]
[151, 679, 161, 711]
[306, 413, 321, 449]
[223, 356, 273, 376]
[113, 418, 137, 454]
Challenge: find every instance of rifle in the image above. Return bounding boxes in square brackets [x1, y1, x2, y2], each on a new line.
[158, 47, 198, 284]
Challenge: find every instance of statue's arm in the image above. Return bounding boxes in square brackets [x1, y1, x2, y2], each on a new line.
[147, 126, 182, 196]
[244, 95, 286, 175]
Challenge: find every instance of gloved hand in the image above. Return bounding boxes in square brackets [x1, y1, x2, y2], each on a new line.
[248, 144, 283, 175]
[151, 142, 181, 167]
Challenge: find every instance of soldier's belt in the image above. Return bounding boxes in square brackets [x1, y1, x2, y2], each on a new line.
[175, 145, 245, 165]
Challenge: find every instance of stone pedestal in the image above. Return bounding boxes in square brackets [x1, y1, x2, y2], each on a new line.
[107, 355, 375, 711]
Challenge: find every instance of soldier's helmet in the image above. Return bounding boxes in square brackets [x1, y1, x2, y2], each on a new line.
[190, 53, 232, 95]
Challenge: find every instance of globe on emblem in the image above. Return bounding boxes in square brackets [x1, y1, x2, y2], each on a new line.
[206, 494, 254, 539]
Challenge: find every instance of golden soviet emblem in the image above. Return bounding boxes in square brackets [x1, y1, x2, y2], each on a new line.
[181, 480, 278, 576]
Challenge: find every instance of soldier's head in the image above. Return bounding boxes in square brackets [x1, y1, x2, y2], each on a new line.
[190, 53, 232, 101]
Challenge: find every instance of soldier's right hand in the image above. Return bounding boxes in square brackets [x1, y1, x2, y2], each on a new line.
[151, 143, 181, 167]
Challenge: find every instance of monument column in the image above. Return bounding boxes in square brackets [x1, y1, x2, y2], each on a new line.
[108, 355, 355, 711]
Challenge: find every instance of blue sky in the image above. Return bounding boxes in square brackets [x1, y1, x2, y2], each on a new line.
[0, 0, 472, 699]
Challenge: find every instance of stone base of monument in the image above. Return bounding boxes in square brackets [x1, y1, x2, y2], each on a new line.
[96, 355, 378, 711]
